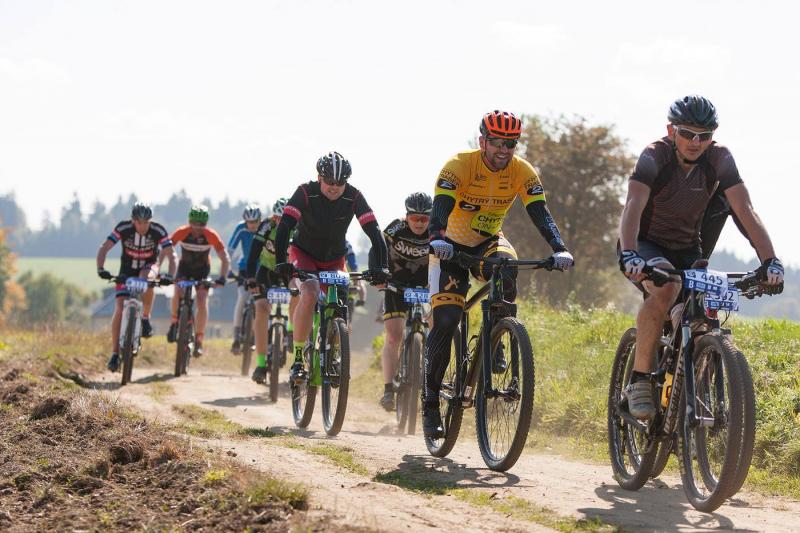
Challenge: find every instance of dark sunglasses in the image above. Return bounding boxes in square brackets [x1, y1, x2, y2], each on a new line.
[675, 126, 714, 142]
[321, 175, 346, 186]
[486, 137, 519, 149]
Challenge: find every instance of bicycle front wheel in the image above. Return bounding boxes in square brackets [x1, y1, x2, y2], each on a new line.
[321, 318, 350, 436]
[175, 306, 191, 377]
[728, 345, 756, 497]
[240, 306, 255, 376]
[405, 332, 424, 435]
[607, 328, 658, 489]
[425, 326, 463, 458]
[678, 334, 744, 512]
[120, 311, 137, 386]
[269, 324, 283, 403]
[475, 317, 535, 471]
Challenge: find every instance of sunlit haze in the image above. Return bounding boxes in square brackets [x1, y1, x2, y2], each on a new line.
[2, 1, 798, 266]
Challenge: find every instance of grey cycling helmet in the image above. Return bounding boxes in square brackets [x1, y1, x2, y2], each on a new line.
[668, 95, 719, 130]
[242, 204, 261, 222]
[272, 197, 288, 217]
[131, 201, 153, 220]
[405, 192, 432, 215]
[316, 151, 352, 184]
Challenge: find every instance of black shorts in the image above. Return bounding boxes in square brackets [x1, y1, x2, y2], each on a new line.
[383, 290, 408, 320]
[636, 239, 702, 270]
[177, 262, 211, 281]
[253, 266, 283, 301]
[428, 235, 516, 309]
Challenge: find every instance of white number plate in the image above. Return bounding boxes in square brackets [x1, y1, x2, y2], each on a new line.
[318, 270, 350, 287]
[704, 288, 740, 312]
[683, 269, 727, 297]
[125, 277, 149, 295]
[267, 288, 292, 304]
[404, 288, 430, 303]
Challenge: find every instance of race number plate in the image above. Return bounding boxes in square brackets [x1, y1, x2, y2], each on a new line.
[683, 269, 727, 297]
[318, 270, 350, 286]
[704, 288, 740, 312]
[404, 288, 430, 304]
[125, 277, 149, 295]
[267, 288, 292, 304]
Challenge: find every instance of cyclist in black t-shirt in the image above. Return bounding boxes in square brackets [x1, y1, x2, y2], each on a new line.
[618, 95, 784, 420]
[96, 202, 177, 372]
[273, 151, 390, 385]
[378, 192, 431, 411]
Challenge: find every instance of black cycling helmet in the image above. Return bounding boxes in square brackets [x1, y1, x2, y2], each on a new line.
[668, 95, 719, 130]
[131, 201, 153, 220]
[405, 192, 432, 215]
[316, 151, 352, 184]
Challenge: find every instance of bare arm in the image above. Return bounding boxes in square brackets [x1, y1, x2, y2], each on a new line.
[216, 247, 231, 278]
[158, 246, 178, 277]
[96, 240, 115, 270]
[724, 183, 776, 262]
[618, 180, 651, 251]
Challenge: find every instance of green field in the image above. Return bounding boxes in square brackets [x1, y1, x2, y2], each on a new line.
[15, 256, 224, 293]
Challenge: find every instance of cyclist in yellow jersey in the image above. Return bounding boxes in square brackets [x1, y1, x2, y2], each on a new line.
[422, 110, 574, 437]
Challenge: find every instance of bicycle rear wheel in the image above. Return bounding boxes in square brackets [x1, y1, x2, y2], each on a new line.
[322, 318, 350, 436]
[240, 306, 254, 376]
[120, 311, 136, 386]
[174, 305, 191, 377]
[678, 334, 744, 512]
[425, 326, 463, 458]
[291, 334, 317, 429]
[268, 324, 283, 403]
[475, 317, 535, 471]
[607, 328, 658, 490]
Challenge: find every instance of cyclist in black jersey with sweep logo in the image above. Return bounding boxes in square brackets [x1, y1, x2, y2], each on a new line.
[96, 202, 177, 372]
[273, 151, 390, 384]
[378, 192, 432, 411]
[618, 95, 784, 420]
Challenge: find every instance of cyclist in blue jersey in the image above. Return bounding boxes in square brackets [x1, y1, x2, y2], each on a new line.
[228, 204, 263, 354]
[345, 240, 367, 306]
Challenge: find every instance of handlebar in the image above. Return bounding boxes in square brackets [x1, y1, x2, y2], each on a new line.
[109, 275, 171, 287]
[640, 265, 781, 299]
[451, 251, 555, 271]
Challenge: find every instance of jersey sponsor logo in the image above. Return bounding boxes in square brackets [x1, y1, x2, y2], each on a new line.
[527, 184, 544, 196]
[358, 211, 377, 225]
[458, 200, 481, 212]
[470, 211, 505, 236]
[385, 219, 406, 237]
[393, 239, 428, 258]
[437, 178, 456, 191]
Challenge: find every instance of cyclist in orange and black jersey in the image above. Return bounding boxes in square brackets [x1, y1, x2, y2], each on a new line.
[422, 110, 574, 438]
[167, 205, 230, 356]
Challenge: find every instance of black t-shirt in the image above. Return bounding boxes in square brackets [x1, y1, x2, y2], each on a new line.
[631, 137, 743, 250]
[384, 218, 429, 285]
[108, 220, 172, 273]
[283, 181, 377, 262]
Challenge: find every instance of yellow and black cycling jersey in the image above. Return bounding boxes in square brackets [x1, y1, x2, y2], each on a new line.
[434, 149, 546, 247]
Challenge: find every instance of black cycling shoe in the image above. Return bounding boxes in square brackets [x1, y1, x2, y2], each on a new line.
[289, 362, 308, 385]
[193, 340, 204, 358]
[251, 366, 267, 384]
[492, 342, 508, 374]
[107, 353, 120, 373]
[379, 391, 395, 412]
[166, 323, 177, 343]
[141, 319, 153, 338]
[422, 405, 444, 439]
[231, 339, 241, 355]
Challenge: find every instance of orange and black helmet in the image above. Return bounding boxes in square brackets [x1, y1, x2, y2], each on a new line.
[479, 110, 522, 139]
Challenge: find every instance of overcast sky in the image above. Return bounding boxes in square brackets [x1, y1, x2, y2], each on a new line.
[1, 0, 798, 266]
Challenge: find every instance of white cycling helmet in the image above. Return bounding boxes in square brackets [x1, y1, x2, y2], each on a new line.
[272, 198, 288, 217]
[242, 204, 261, 222]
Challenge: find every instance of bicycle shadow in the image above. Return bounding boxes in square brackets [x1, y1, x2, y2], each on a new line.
[375, 453, 525, 493]
[202, 395, 271, 408]
[579, 482, 757, 533]
[83, 371, 178, 391]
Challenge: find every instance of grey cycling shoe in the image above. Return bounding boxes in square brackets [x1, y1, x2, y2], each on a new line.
[625, 380, 656, 421]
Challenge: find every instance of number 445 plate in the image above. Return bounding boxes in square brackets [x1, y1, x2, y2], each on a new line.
[683, 269, 728, 297]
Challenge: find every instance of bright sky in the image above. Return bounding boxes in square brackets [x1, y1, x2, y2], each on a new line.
[1, 1, 798, 266]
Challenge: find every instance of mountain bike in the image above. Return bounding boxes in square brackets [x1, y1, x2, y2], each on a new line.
[173, 278, 214, 377]
[110, 276, 170, 385]
[608, 261, 781, 512]
[290, 269, 371, 436]
[265, 285, 298, 403]
[426, 252, 554, 471]
[383, 282, 429, 435]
